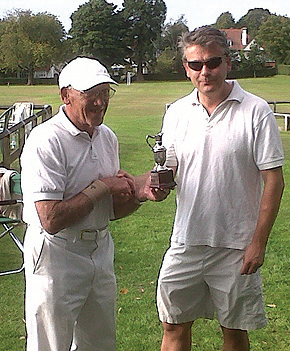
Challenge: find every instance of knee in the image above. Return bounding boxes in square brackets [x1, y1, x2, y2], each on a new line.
[163, 321, 193, 338]
[222, 327, 250, 351]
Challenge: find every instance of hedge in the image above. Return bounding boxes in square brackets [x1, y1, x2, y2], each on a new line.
[143, 68, 278, 81]
[0, 67, 282, 85]
[0, 77, 58, 85]
[227, 67, 278, 79]
[144, 72, 186, 81]
[278, 65, 290, 75]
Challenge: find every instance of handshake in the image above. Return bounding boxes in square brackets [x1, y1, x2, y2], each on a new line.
[108, 169, 171, 203]
[82, 170, 172, 220]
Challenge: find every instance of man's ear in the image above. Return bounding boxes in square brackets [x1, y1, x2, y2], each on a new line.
[60, 87, 70, 104]
[183, 62, 190, 78]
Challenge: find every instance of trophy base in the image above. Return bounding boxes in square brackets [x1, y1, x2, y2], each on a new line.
[150, 169, 176, 189]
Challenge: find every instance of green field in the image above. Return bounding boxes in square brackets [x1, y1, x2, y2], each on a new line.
[0, 77, 289, 350]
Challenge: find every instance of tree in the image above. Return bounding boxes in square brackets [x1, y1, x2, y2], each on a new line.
[122, 0, 167, 81]
[236, 8, 271, 37]
[155, 16, 188, 74]
[154, 47, 176, 73]
[0, 10, 66, 85]
[256, 15, 290, 64]
[240, 42, 266, 77]
[69, 0, 130, 67]
[159, 15, 188, 52]
[215, 12, 235, 29]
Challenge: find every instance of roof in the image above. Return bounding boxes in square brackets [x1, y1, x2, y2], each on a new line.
[221, 28, 251, 51]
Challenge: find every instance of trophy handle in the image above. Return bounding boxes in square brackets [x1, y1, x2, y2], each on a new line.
[146, 135, 155, 150]
[146, 132, 163, 150]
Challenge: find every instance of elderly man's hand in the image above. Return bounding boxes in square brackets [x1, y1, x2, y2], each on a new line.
[100, 171, 135, 197]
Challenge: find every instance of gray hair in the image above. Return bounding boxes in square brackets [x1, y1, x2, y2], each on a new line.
[178, 26, 230, 62]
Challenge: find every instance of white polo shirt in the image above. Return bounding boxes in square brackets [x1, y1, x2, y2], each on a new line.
[162, 81, 284, 250]
[21, 105, 119, 231]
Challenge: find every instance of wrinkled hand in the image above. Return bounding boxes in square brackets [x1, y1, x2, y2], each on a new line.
[240, 241, 266, 275]
[100, 170, 135, 198]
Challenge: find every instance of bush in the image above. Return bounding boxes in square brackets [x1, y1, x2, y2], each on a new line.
[278, 65, 290, 75]
[228, 67, 277, 79]
[0, 77, 57, 85]
[0, 77, 27, 85]
[144, 72, 187, 81]
[143, 67, 277, 81]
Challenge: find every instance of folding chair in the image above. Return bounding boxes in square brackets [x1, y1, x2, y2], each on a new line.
[10, 102, 34, 126]
[10, 102, 34, 149]
[0, 172, 24, 276]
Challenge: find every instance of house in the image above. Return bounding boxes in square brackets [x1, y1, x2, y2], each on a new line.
[222, 27, 275, 68]
[222, 27, 276, 73]
[221, 27, 251, 51]
[34, 65, 60, 79]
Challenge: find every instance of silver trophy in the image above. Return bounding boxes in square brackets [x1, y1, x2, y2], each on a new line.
[146, 132, 176, 189]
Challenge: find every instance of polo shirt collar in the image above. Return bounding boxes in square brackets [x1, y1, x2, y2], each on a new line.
[190, 80, 244, 107]
[225, 80, 244, 103]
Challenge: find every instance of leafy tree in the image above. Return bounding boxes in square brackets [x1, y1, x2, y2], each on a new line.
[69, 0, 130, 67]
[155, 16, 188, 74]
[122, 0, 167, 81]
[236, 8, 271, 37]
[0, 10, 66, 85]
[215, 12, 235, 29]
[154, 47, 176, 73]
[256, 15, 290, 64]
[240, 42, 266, 77]
[159, 15, 188, 52]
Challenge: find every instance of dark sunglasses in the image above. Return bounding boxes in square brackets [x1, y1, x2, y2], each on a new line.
[187, 56, 224, 71]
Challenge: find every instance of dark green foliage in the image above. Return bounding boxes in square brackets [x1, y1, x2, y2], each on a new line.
[236, 8, 271, 37]
[256, 15, 290, 64]
[0, 10, 66, 85]
[121, 0, 167, 80]
[215, 12, 236, 29]
[69, 0, 131, 67]
[154, 16, 188, 74]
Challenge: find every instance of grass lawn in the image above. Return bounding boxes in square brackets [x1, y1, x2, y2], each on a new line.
[0, 77, 289, 350]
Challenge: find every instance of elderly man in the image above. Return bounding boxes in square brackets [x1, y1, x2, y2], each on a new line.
[21, 56, 165, 351]
[156, 27, 284, 350]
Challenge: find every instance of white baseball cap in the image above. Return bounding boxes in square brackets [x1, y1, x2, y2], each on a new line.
[58, 57, 118, 91]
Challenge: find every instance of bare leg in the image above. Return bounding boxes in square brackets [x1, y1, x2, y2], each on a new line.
[221, 326, 250, 351]
[161, 321, 193, 351]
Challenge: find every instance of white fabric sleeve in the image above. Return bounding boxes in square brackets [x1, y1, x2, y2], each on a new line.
[21, 129, 67, 202]
[254, 111, 284, 170]
[161, 106, 178, 168]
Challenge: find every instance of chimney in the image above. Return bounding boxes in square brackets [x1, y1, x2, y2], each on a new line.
[241, 27, 248, 46]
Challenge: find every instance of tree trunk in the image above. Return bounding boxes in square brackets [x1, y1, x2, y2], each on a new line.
[27, 67, 34, 85]
[136, 62, 144, 82]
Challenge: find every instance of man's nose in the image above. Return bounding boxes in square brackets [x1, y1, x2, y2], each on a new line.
[93, 95, 108, 106]
[200, 63, 211, 74]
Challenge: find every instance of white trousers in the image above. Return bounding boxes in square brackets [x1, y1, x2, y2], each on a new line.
[24, 226, 116, 351]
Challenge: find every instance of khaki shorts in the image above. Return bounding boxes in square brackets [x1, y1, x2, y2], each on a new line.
[157, 243, 267, 331]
